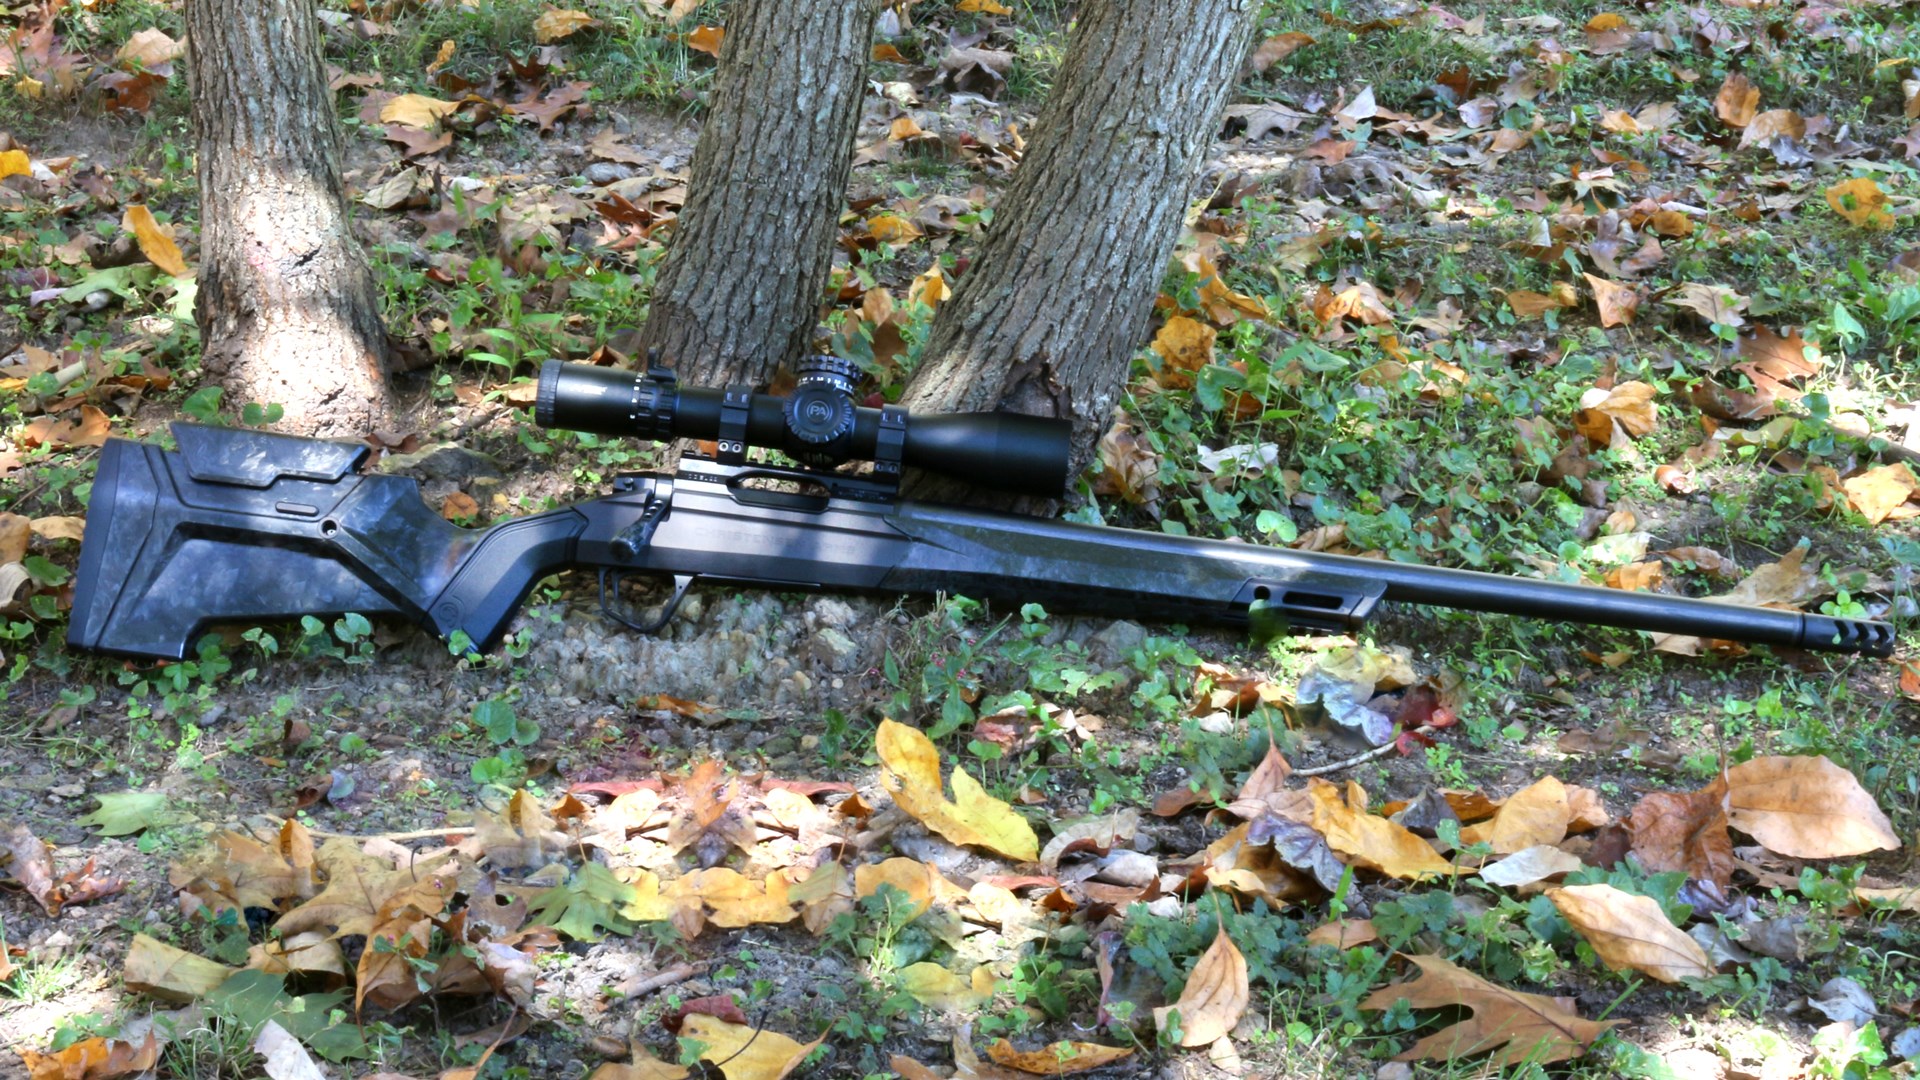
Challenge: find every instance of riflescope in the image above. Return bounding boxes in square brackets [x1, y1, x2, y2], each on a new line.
[535, 358, 1072, 497]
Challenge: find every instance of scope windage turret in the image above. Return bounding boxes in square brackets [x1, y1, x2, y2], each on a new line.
[534, 359, 1072, 497]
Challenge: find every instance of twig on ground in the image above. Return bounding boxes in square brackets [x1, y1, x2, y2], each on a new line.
[1293, 725, 1438, 778]
[617, 962, 702, 998]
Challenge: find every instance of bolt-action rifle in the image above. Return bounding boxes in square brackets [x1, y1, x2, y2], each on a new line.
[67, 358, 1896, 661]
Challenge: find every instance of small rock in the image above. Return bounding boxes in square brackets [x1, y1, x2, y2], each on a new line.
[583, 162, 633, 185]
[809, 627, 860, 672]
[1892, 1027, 1920, 1061]
[1659, 1048, 1726, 1079]
[811, 598, 858, 630]
[1089, 619, 1147, 663]
[1141, 896, 1184, 919]
[1195, 710, 1235, 735]
[1093, 850, 1158, 888]
[84, 290, 112, 311]
[1375, 1064, 1415, 1080]
[48, 783, 85, 799]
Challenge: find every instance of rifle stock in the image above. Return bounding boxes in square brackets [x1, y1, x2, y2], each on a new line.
[67, 423, 1896, 661]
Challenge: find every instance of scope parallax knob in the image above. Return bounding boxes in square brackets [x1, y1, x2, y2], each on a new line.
[783, 356, 860, 461]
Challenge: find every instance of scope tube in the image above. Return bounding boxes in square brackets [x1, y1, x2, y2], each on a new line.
[535, 360, 1072, 497]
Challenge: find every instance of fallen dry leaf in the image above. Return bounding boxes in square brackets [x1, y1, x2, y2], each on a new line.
[1305, 918, 1379, 948]
[116, 27, 183, 68]
[984, 1040, 1133, 1075]
[1459, 777, 1570, 855]
[1624, 781, 1734, 888]
[678, 1015, 821, 1080]
[380, 93, 460, 129]
[1150, 314, 1216, 389]
[1826, 177, 1895, 230]
[1153, 922, 1249, 1047]
[685, 25, 724, 57]
[19, 1033, 160, 1080]
[1714, 72, 1759, 127]
[876, 720, 1038, 861]
[1584, 273, 1639, 327]
[1506, 283, 1578, 318]
[1478, 845, 1584, 889]
[533, 8, 597, 42]
[1550, 883, 1712, 983]
[123, 932, 238, 1002]
[1251, 31, 1315, 72]
[1725, 755, 1899, 859]
[20, 405, 111, 450]
[1308, 779, 1456, 880]
[123, 204, 186, 276]
[1362, 954, 1618, 1065]
[1842, 464, 1918, 525]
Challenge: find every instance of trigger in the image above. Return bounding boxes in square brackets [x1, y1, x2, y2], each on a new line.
[598, 570, 697, 634]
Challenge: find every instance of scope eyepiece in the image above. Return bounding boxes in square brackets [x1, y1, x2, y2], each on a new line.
[534, 359, 1072, 497]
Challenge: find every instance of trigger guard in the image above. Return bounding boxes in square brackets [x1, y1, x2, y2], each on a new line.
[598, 569, 696, 634]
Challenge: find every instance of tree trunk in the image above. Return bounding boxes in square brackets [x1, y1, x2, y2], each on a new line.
[635, 0, 882, 390]
[901, 0, 1259, 483]
[188, 0, 395, 437]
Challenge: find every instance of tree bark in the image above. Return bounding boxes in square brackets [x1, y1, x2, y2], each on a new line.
[635, 0, 882, 390]
[901, 0, 1259, 482]
[188, 0, 395, 437]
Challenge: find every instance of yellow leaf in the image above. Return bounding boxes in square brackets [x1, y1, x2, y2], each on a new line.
[123, 933, 238, 1002]
[867, 212, 921, 243]
[876, 720, 1039, 861]
[1842, 464, 1918, 524]
[679, 867, 796, 928]
[533, 9, 598, 42]
[29, 516, 86, 542]
[590, 1045, 690, 1080]
[1826, 177, 1894, 229]
[15, 76, 44, 99]
[1149, 315, 1215, 389]
[0, 149, 28, 179]
[678, 1015, 822, 1080]
[1152, 923, 1249, 1046]
[899, 962, 994, 1011]
[909, 265, 949, 310]
[1506, 283, 1577, 317]
[853, 857, 935, 919]
[958, 0, 1013, 12]
[1307, 778, 1456, 880]
[1549, 883, 1713, 983]
[686, 25, 724, 57]
[1458, 777, 1570, 854]
[985, 1040, 1133, 1074]
[1726, 755, 1900, 859]
[122, 204, 187, 277]
[426, 39, 457, 75]
[1191, 253, 1269, 324]
[380, 92, 460, 129]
